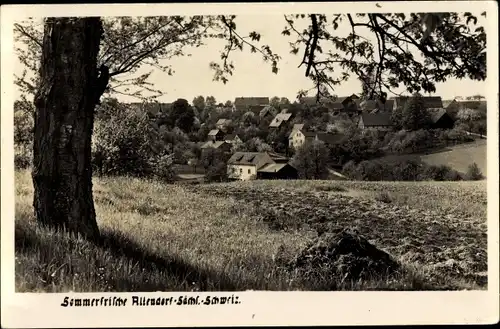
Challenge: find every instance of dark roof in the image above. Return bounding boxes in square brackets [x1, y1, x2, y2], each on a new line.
[392, 96, 443, 109]
[361, 99, 395, 112]
[316, 132, 344, 144]
[424, 96, 444, 109]
[234, 97, 270, 107]
[228, 152, 270, 166]
[360, 113, 393, 127]
[428, 108, 449, 124]
[201, 141, 230, 149]
[302, 131, 318, 138]
[224, 134, 239, 141]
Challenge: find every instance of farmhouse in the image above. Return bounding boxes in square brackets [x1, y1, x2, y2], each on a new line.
[428, 108, 455, 130]
[234, 97, 270, 113]
[227, 152, 298, 180]
[207, 129, 225, 142]
[269, 112, 293, 128]
[357, 112, 393, 131]
[227, 152, 275, 180]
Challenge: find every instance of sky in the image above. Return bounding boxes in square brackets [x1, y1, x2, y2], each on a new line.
[13, 14, 487, 104]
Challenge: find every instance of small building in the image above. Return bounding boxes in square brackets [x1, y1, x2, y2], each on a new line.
[428, 108, 455, 130]
[259, 105, 278, 119]
[256, 163, 298, 180]
[289, 129, 343, 149]
[207, 129, 225, 142]
[227, 152, 275, 181]
[224, 134, 242, 145]
[269, 113, 293, 129]
[357, 112, 393, 131]
[215, 119, 232, 131]
[201, 140, 232, 155]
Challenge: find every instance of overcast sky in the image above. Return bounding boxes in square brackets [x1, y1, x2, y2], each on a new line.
[14, 13, 487, 104]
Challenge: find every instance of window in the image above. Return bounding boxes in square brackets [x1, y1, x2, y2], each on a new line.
[248, 169, 251, 174]
[240, 168, 242, 173]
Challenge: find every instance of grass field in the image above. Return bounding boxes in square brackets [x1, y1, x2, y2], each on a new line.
[381, 139, 487, 176]
[15, 170, 487, 292]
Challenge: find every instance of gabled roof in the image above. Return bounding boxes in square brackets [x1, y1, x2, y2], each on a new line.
[428, 108, 449, 124]
[292, 123, 305, 131]
[259, 105, 277, 117]
[228, 152, 270, 166]
[258, 163, 293, 173]
[360, 113, 393, 127]
[391, 96, 443, 109]
[224, 134, 240, 141]
[267, 152, 289, 163]
[361, 99, 394, 112]
[269, 113, 293, 127]
[201, 141, 230, 149]
[234, 97, 270, 107]
[216, 118, 231, 125]
[424, 96, 444, 109]
[442, 100, 455, 109]
[208, 129, 221, 136]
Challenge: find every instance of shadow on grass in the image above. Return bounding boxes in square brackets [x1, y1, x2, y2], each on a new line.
[96, 229, 240, 291]
[15, 217, 240, 292]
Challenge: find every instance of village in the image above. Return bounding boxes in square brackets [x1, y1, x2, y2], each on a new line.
[131, 93, 485, 181]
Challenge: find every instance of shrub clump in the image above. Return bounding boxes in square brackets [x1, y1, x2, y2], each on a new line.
[342, 158, 463, 182]
[286, 229, 401, 286]
[465, 162, 484, 180]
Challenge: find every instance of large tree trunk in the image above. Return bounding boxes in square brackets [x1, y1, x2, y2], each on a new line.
[32, 17, 103, 240]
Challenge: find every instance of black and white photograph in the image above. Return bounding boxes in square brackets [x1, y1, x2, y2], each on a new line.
[1, 1, 499, 327]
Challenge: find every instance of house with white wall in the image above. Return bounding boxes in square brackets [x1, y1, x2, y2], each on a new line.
[227, 152, 275, 181]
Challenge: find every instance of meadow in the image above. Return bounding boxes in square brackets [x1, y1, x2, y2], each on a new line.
[14, 169, 487, 292]
[381, 139, 487, 176]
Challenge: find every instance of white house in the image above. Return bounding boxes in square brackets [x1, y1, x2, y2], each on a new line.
[227, 152, 275, 181]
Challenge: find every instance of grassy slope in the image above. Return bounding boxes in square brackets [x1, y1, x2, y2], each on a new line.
[380, 139, 487, 175]
[15, 170, 487, 292]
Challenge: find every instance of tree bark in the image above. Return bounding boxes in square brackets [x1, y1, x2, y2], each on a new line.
[32, 17, 103, 240]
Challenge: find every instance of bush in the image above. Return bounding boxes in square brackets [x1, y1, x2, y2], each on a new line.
[92, 103, 168, 177]
[149, 154, 176, 183]
[205, 161, 229, 182]
[465, 163, 483, 180]
[343, 158, 463, 182]
[292, 140, 329, 180]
